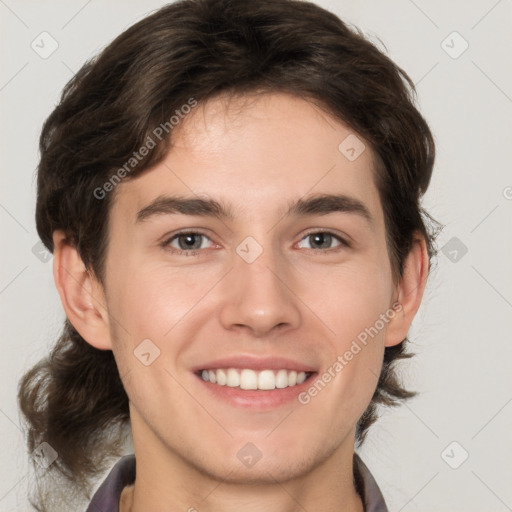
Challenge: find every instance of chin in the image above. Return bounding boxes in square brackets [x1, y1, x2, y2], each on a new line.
[184, 438, 333, 485]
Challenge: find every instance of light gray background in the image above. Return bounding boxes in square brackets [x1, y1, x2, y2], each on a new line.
[1, 1, 511, 511]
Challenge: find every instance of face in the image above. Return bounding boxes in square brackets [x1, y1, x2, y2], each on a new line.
[102, 92, 398, 483]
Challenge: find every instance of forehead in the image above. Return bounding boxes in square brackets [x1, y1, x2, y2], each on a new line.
[112, 92, 383, 226]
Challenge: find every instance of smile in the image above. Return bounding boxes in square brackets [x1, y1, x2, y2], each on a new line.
[199, 368, 312, 390]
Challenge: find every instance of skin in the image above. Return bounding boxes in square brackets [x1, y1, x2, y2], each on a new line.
[53, 92, 428, 512]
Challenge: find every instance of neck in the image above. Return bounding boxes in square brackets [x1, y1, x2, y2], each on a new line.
[122, 451, 364, 511]
[122, 469, 364, 512]
[122, 411, 364, 512]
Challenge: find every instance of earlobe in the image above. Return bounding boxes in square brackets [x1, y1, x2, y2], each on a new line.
[52, 230, 112, 350]
[384, 235, 429, 347]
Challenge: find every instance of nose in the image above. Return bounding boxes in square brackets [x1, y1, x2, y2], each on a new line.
[219, 245, 302, 337]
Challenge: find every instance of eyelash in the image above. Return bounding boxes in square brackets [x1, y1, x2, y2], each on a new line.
[160, 229, 350, 257]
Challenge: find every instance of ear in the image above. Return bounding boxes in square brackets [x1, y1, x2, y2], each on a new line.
[384, 234, 429, 347]
[52, 230, 112, 350]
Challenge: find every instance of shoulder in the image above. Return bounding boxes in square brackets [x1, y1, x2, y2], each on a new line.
[86, 454, 136, 512]
[354, 453, 389, 512]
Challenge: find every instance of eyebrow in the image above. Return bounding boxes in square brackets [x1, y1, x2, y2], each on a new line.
[135, 193, 373, 225]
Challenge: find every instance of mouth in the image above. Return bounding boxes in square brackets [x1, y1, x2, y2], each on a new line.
[196, 368, 314, 390]
[192, 355, 317, 409]
[191, 355, 317, 408]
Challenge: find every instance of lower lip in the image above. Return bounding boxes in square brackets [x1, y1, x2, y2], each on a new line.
[195, 373, 316, 409]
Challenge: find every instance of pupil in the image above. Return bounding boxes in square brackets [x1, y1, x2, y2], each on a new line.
[181, 234, 200, 249]
[312, 233, 330, 249]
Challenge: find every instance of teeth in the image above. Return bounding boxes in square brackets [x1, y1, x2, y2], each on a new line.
[275, 369, 288, 388]
[216, 369, 227, 385]
[200, 368, 310, 390]
[296, 371, 307, 384]
[227, 368, 240, 387]
[240, 369, 258, 390]
[258, 369, 275, 390]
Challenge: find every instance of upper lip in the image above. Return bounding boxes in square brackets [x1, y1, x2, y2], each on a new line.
[192, 355, 317, 373]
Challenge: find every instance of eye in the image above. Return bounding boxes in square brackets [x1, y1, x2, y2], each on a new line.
[296, 231, 349, 251]
[161, 229, 349, 256]
[162, 231, 214, 255]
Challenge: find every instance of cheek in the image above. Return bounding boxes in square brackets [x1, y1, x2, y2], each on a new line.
[106, 257, 214, 341]
[300, 258, 393, 341]
[297, 259, 392, 402]
[299, 272, 390, 429]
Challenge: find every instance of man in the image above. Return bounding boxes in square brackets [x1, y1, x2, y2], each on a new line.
[18, 1, 436, 511]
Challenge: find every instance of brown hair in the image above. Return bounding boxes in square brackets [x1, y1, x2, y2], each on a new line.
[18, 0, 439, 508]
